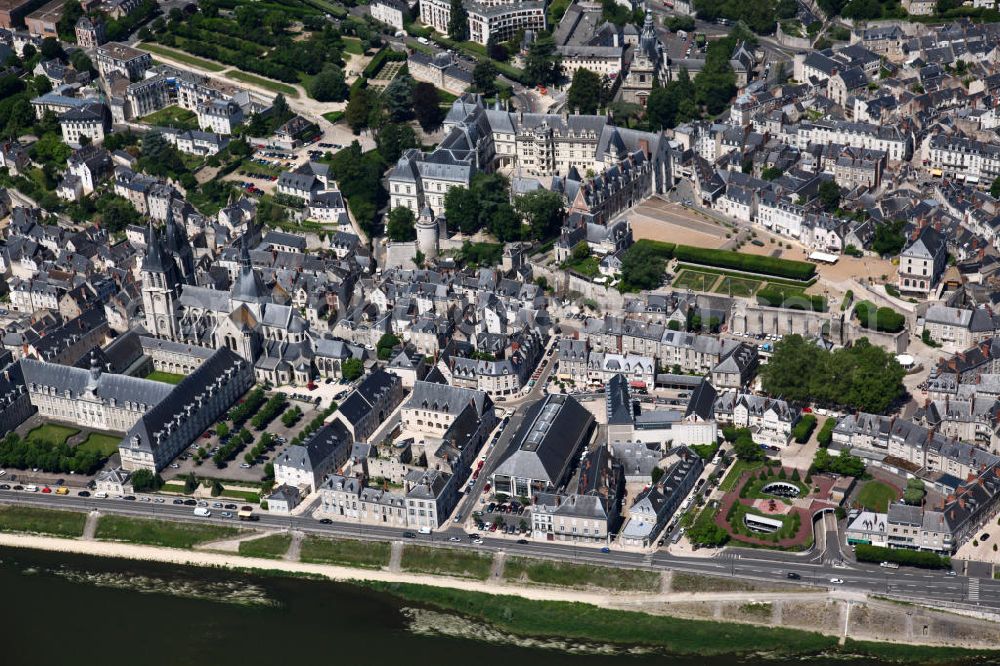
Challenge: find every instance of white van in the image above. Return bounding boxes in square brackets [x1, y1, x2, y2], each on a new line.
[23, 484, 38, 492]
[418, 526, 432, 534]
[94, 491, 108, 499]
[417, 36, 430, 45]
[193, 507, 212, 518]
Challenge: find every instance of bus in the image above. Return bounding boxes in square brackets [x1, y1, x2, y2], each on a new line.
[238, 506, 257, 521]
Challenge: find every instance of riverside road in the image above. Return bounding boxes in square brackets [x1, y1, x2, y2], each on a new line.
[0, 490, 994, 612]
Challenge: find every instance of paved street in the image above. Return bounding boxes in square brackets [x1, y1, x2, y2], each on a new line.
[1, 488, 994, 612]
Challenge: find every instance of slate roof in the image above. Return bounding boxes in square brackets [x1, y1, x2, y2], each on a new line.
[493, 394, 594, 486]
[277, 419, 351, 473]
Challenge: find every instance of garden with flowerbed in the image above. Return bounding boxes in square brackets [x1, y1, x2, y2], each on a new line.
[715, 463, 839, 550]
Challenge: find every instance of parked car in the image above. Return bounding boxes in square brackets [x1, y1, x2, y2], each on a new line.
[786, 572, 801, 580]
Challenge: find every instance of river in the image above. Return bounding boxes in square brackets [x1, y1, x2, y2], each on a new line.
[0, 546, 887, 666]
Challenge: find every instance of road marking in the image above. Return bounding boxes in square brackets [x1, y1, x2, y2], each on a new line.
[969, 578, 980, 602]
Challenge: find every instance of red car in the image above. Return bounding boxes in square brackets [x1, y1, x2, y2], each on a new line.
[41, 486, 51, 493]
[482, 482, 491, 493]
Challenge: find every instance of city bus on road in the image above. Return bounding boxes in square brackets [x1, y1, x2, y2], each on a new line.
[238, 506, 257, 521]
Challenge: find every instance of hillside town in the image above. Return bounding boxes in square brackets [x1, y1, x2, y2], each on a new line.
[3, 0, 1000, 639]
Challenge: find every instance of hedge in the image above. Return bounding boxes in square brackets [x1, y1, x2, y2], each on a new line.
[817, 418, 835, 447]
[673, 246, 816, 281]
[854, 301, 905, 333]
[634, 239, 676, 258]
[756, 286, 827, 312]
[854, 544, 951, 570]
[362, 46, 407, 79]
[792, 414, 817, 444]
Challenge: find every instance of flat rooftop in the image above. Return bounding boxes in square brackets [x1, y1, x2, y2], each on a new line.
[26, 0, 64, 22]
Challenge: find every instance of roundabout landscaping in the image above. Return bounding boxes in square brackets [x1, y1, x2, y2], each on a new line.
[715, 463, 839, 550]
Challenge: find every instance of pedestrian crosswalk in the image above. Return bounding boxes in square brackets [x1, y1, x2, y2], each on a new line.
[969, 578, 980, 602]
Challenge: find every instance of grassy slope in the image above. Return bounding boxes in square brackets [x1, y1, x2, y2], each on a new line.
[238, 533, 292, 559]
[400, 545, 492, 580]
[0, 505, 87, 537]
[503, 557, 660, 591]
[95, 515, 239, 548]
[299, 536, 389, 569]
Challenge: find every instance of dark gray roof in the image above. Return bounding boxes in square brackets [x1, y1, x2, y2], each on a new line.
[606, 373, 633, 425]
[493, 394, 594, 487]
[21, 357, 172, 408]
[337, 368, 399, 426]
[277, 419, 351, 473]
[404, 380, 491, 418]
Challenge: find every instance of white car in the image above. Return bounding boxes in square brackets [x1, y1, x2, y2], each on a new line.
[448, 537, 462, 542]
[829, 578, 844, 585]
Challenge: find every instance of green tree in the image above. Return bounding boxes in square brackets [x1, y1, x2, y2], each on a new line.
[211, 479, 224, 497]
[345, 86, 371, 133]
[515, 189, 564, 240]
[486, 34, 508, 61]
[444, 186, 480, 234]
[376, 122, 417, 164]
[387, 206, 416, 241]
[817, 179, 841, 212]
[448, 0, 469, 40]
[40, 37, 65, 61]
[412, 82, 443, 131]
[762, 166, 783, 180]
[57, 0, 83, 41]
[488, 202, 521, 241]
[310, 64, 348, 102]
[377, 333, 401, 360]
[130, 468, 163, 492]
[473, 60, 499, 97]
[382, 74, 414, 121]
[184, 472, 199, 494]
[216, 422, 230, 440]
[342, 358, 364, 381]
[991, 175, 1000, 199]
[620, 241, 670, 291]
[567, 67, 603, 114]
[872, 219, 906, 256]
[272, 93, 292, 126]
[523, 34, 561, 86]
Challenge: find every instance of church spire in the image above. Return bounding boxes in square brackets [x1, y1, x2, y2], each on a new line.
[142, 220, 167, 273]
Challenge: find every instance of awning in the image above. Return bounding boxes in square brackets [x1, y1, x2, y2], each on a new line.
[629, 381, 647, 389]
[930, 168, 943, 177]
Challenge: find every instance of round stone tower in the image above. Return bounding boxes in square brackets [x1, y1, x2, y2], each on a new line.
[415, 205, 439, 260]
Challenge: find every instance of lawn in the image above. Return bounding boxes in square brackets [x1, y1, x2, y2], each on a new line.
[95, 515, 239, 548]
[401, 545, 492, 580]
[299, 536, 389, 569]
[140, 106, 200, 131]
[76, 432, 121, 457]
[0, 505, 87, 537]
[138, 42, 227, 71]
[715, 276, 762, 297]
[322, 111, 344, 124]
[503, 557, 660, 591]
[342, 36, 364, 54]
[673, 269, 720, 292]
[857, 480, 898, 512]
[145, 370, 186, 385]
[238, 532, 292, 559]
[561, 255, 601, 278]
[220, 489, 261, 502]
[670, 572, 788, 593]
[719, 460, 764, 492]
[226, 71, 300, 97]
[25, 424, 79, 447]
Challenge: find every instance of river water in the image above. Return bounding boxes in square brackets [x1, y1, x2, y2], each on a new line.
[0, 546, 890, 666]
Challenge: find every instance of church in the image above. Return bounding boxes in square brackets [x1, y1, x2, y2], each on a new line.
[619, 4, 671, 106]
[140, 210, 357, 385]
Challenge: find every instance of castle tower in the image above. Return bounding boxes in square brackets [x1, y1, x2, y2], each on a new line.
[140, 220, 183, 339]
[415, 205, 439, 260]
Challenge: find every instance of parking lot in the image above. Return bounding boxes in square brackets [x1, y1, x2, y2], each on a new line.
[162, 391, 327, 485]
